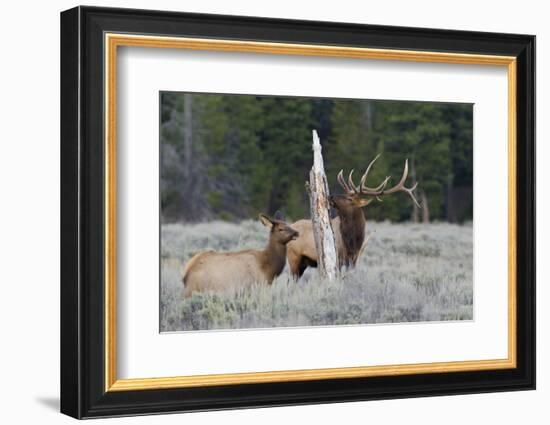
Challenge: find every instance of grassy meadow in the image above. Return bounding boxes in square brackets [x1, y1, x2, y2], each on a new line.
[160, 221, 473, 332]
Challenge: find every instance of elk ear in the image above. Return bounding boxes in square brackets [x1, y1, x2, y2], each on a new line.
[273, 210, 285, 221]
[259, 214, 273, 228]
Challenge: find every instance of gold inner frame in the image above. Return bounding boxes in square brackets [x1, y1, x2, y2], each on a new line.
[104, 33, 517, 392]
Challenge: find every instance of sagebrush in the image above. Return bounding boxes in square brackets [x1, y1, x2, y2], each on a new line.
[160, 221, 473, 331]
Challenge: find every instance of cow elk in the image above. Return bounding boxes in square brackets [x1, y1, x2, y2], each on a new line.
[182, 212, 299, 297]
[287, 155, 420, 278]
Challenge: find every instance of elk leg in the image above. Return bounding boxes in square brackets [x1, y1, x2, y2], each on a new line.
[297, 258, 309, 278]
[291, 256, 318, 279]
[288, 256, 304, 279]
[288, 255, 307, 279]
[303, 256, 318, 269]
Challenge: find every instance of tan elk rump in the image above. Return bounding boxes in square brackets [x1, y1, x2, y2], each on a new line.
[182, 213, 299, 297]
[287, 155, 420, 278]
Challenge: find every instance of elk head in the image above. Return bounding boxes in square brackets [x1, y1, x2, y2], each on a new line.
[259, 211, 300, 245]
[330, 154, 421, 215]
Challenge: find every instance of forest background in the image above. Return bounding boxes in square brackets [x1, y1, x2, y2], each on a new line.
[160, 92, 473, 224]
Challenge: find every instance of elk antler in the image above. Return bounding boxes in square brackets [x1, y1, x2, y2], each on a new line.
[381, 159, 421, 207]
[359, 155, 390, 192]
[337, 155, 420, 207]
[337, 169, 352, 193]
[337, 155, 390, 196]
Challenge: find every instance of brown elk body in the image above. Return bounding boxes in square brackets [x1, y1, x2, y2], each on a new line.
[182, 213, 299, 297]
[287, 155, 420, 278]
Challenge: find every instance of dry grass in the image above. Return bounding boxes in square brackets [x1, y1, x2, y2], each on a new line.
[160, 220, 473, 332]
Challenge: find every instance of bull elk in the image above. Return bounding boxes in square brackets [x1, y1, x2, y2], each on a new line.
[182, 212, 299, 297]
[287, 155, 420, 278]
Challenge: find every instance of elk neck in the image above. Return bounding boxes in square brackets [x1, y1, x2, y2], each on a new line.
[338, 207, 366, 261]
[260, 234, 288, 282]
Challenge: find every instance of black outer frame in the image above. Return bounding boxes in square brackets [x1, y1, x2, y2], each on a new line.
[60, 5, 535, 419]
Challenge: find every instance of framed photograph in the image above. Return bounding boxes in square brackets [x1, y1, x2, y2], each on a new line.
[60, 6, 535, 419]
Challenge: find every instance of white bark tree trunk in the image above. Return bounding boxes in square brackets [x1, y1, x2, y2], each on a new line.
[308, 130, 338, 280]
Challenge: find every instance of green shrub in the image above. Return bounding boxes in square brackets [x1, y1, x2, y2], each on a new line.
[160, 221, 473, 331]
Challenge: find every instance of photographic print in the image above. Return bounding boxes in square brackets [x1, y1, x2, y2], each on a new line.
[160, 92, 473, 332]
[61, 8, 535, 417]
